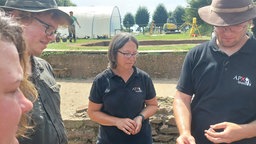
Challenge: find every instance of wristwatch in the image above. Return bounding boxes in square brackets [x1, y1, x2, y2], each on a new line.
[138, 113, 145, 121]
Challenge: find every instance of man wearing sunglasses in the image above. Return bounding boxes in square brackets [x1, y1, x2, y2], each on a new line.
[0, 0, 72, 144]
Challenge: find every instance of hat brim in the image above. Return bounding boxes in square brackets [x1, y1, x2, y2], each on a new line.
[0, 6, 72, 25]
[198, 6, 256, 26]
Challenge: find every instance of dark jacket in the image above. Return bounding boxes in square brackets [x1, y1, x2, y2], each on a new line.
[19, 57, 68, 144]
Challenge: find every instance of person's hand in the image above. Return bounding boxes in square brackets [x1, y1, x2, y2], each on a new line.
[205, 122, 243, 144]
[115, 118, 137, 135]
[131, 116, 143, 135]
[176, 133, 196, 144]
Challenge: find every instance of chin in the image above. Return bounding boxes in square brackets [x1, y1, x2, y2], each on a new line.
[12, 138, 19, 144]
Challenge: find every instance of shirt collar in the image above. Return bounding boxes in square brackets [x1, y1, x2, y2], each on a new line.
[31, 56, 44, 78]
[105, 66, 139, 79]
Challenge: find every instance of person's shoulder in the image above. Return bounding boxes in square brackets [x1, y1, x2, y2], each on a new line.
[34, 57, 50, 65]
[245, 36, 256, 52]
[33, 56, 53, 70]
[93, 68, 112, 81]
[134, 67, 151, 78]
[72, 16, 77, 19]
[248, 35, 256, 43]
[189, 40, 212, 54]
[195, 40, 212, 49]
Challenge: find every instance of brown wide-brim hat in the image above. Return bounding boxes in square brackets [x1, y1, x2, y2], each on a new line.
[198, 0, 256, 26]
[0, 0, 72, 24]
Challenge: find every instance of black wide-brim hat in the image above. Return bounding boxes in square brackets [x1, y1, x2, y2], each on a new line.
[198, 0, 256, 26]
[0, 0, 72, 24]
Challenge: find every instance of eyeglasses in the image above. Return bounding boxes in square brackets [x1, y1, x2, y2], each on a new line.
[33, 17, 57, 36]
[118, 51, 139, 58]
[214, 23, 247, 33]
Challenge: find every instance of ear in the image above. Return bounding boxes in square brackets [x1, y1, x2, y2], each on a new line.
[247, 20, 253, 27]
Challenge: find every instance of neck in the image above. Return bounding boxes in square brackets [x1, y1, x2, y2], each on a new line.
[112, 67, 134, 82]
[26, 56, 32, 76]
[217, 34, 249, 56]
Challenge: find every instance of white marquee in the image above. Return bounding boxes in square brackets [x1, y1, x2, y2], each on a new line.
[58, 6, 121, 39]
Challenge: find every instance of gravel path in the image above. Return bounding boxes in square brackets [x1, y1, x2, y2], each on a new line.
[58, 78, 178, 120]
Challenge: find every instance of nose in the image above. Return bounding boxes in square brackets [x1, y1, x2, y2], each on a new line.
[129, 55, 137, 59]
[47, 34, 56, 42]
[18, 89, 33, 113]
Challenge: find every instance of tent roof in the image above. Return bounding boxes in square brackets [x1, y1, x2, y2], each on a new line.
[57, 6, 121, 39]
[59, 6, 119, 16]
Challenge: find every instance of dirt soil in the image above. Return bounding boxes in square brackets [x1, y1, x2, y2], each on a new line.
[58, 78, 178, 120]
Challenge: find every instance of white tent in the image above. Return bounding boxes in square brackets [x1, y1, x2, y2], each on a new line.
[58, 6, 121, 39]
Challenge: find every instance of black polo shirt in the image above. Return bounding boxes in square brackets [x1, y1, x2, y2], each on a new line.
[89, 66, 156, 144]
[177, 37, 256, 144]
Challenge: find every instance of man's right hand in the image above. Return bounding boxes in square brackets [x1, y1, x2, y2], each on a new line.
[176, 134, 196, 144]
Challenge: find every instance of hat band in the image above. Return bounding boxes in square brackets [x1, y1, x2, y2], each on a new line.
[211, 3, 254, 13]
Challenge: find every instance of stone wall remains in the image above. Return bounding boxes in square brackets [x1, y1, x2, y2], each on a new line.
[42, 51, 187, 79]
[64, 97, 178, 144]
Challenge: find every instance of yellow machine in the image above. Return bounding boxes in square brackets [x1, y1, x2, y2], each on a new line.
[179, 17, 201, 37]
[163, 18, 180, 34]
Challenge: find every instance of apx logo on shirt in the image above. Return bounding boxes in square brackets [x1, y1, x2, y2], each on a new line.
[132, 87, 142, 93]
[233, 75, 252, 86]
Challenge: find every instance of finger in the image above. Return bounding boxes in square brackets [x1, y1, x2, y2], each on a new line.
[210, 122, 227, 129]
[133, 124, 141, 135]
[205, 134, 228, 144]
[205, 133, 221, 143]
[126, 120, 137, 130]
[205, 128, 223, 138]
[122, 127, 131, 135]
[176, 135, 196, 144]
[126, 120, 138, 133]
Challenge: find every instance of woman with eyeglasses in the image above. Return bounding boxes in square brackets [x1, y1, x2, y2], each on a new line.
[87, 32, 158, 144]
[0, 0, 72, 144]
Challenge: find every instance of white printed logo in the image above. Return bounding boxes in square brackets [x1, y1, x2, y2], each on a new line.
[233, 75, 252, 86]
[132, 87, 142, 92]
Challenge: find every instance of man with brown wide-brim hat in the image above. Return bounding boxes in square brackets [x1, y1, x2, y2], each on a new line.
[0, 0, 71, 144]
[173, 0, 256, 144]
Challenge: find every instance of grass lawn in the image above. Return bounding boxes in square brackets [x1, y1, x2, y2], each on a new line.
[47, 33, 210, 51]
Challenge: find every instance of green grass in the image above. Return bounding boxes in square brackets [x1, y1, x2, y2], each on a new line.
[47, 33, 210, 51]
[134, 32, 209, 40]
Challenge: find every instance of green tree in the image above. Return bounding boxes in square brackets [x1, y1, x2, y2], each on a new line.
[184, 0, 211, 25]
[184, 0, 211, 35]
[135, 6, 150, 34]
[152, 3, 168, 33]
[172, 6, 185, 26]
[168, 11, 173, 18]
[123, 13, 135, 32]
[55, 0, 76, 6]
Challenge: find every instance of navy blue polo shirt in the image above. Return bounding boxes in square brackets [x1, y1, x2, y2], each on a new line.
[177, 37, 256, 144]
[89, 66, 156, 144]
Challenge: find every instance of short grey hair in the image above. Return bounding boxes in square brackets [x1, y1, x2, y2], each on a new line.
[107, 33, 138, 69]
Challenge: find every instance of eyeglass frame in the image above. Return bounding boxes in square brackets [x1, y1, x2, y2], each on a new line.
[214, 22, 248, 33]
[33, 17, 57, 36]
[118, 51, 139, 58]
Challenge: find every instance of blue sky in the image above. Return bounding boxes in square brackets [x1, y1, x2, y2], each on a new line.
[71, 0, 188, 17]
